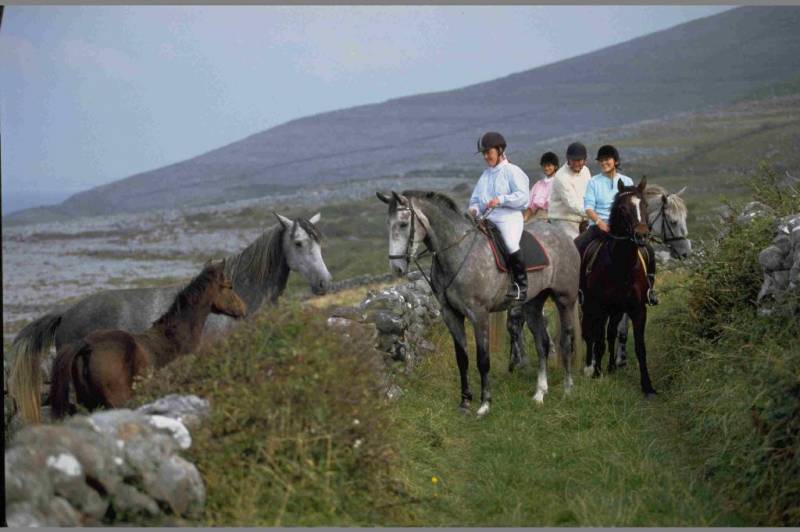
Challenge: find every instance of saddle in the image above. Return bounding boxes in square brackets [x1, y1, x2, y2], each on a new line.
[581, 237, 650, 277]
[478, 219, 550, 273]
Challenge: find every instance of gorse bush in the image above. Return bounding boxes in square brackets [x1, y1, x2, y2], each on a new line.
[664, 163, 800, 524]
[133, 304, 407, 526]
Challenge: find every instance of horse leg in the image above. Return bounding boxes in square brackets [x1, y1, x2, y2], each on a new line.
[630, 307, 657, 396]
[523, 294, 549, 404]
[506, 305, 528, 372]
[554, 295, 576, 394]
[591, 313, 606, 378]
[606, 312, 624, 373]
[441, 304, 473, 411]
[615, 314, 629, 368]
[472, 311, 492, 417]
[581, 305, 596, 377]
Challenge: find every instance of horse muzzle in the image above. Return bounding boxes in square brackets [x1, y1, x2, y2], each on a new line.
[633, 224, 650, 246]
[389, 257, 408, 277]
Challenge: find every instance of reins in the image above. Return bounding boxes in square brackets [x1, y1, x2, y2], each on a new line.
[650, 201, 687, 254]
[390, 201, 484, 297]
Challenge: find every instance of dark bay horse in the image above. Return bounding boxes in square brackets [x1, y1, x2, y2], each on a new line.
[614, 184, 691, 367]
[579, 177, 657, 396]
[49, 261, 246, 418]
[10, 212, 330, 423]
[378, 190, 580, 415]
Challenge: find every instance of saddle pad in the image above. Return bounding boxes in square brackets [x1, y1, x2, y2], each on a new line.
[481, 221, 550, 273]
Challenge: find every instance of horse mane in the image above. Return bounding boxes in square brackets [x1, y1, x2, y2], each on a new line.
[223, 217, 321, 302]
[645, 184, 687, 220]
[153, 263, 221, 329]
[401, 190, 470, 220]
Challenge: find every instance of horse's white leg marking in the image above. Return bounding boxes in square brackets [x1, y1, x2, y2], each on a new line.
[583, 361, 595, 377]
[477, 401, 491, 417]
[533, 357, 548, 404]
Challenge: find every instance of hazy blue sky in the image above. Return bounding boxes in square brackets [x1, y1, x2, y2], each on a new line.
[1, 5, 730, 211]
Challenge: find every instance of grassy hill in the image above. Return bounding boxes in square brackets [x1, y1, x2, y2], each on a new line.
[7, 6, 800, 222]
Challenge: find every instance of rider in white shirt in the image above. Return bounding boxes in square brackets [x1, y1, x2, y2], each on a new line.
[468, 132, 530, 303]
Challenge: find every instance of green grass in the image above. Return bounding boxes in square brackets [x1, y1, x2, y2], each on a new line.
[380, 269, 744, 526]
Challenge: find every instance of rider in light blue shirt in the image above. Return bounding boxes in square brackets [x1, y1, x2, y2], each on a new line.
[583, 172, 633, 226]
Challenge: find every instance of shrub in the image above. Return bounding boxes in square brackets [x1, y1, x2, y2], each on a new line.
[132, 304, 407, 526]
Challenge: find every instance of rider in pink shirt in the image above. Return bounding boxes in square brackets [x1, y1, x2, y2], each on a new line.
[524, 151, 558, 222]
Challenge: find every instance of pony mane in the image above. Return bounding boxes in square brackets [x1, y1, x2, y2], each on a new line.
[225, 224, 289, 291]
[401, 190, 465, 216]
[153, 263, 221, 328]
[645, 184, 687, 220]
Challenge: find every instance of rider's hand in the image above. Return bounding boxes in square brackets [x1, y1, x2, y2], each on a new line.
[468, 208, 478, 218]
[486, 197, 500, 209]
[597, 220, 610, 233]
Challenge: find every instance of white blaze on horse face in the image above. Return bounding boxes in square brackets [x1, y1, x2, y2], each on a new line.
[631, 197, 642, 224]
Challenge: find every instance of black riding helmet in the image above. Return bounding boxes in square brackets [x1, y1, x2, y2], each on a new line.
[596, 144, 620, 164]
[476, 131, 507, 154]
[565, 142, 587, 161]
[540, 151, 559, 167]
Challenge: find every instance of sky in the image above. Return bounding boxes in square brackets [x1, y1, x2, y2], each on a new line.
[0, 5, 731, 212]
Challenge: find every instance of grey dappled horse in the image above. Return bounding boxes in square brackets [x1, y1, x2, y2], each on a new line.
[378, 190, 580, 416]
[9, 213, 332, 423]
[615, 185, 690, 367]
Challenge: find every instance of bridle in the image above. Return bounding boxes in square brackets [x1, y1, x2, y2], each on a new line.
[608, 191, 649, 247]
[387, 200, 481, 296]
[649, 198, 688, 257]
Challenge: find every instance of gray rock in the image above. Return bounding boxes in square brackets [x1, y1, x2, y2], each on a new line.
[329, 305, 366, 322]
[759, 246, 784, 270]
[146, 454, 205, 519]
[136, 394, 210, 430]
[368, 310, 406, 335]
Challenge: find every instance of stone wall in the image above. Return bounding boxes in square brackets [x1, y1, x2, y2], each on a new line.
[326, 271, 441, 398]
[757, 212, 800, 315]
[5, 394, 209, 526]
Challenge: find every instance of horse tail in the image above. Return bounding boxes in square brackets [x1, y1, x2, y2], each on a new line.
[8, 313, 62, 424]
[50, 342, 86, 420]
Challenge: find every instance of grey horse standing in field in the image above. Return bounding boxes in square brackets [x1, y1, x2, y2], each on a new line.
[615, 185, 691, 366]
[9, 212, 332, 423]
[378, 190, 580, 416]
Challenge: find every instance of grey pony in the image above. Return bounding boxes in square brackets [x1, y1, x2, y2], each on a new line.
[9, 212, 332, 423]
[615, 185, 691, 366]
[378, 190, 580, 416]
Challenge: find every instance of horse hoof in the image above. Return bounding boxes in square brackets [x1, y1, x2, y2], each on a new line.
[583, 366, 594, 378]
[532, 391, 545, 404]
[644, 390, 658, 399]
[476, 402, 491, 417]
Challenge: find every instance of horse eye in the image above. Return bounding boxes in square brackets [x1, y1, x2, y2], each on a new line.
[295, 241, 303, 248]
[399, 222, 409, 229]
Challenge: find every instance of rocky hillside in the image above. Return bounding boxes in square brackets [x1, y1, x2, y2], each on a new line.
[7, 6, 800, 222]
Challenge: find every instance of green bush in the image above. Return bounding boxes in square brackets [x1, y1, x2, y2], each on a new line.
[663, 163, 800, 524]
[132, 304, 407, 526]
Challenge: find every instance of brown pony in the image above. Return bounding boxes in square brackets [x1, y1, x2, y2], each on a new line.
[49, 261, 246, 418]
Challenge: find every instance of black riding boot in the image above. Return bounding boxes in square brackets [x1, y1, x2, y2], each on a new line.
[505, 250, 528, 303]
[644, 243, 659, 306]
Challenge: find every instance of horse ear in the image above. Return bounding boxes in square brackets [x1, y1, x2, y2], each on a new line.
[637, 176, 647, 193]
[273, 212, 292, 229]
[376, 192, 391, 204]
[674, 186, 687, 197]
[662, 193, 668, 205]
[308, 212, 321, 225]
[617, 179, 625, 193]
[392, 191, 408, 206]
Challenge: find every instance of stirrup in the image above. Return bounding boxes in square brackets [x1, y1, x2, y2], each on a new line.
[506, 282, 525, 303]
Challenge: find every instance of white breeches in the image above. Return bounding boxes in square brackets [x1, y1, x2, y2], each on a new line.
[488, 208, 523, 253]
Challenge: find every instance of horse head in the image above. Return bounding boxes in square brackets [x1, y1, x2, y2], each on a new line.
[376, 191, 430, 277]
[207, 260, 247, 318]
[655, 186, 691, 259]
[273, 212, 332, 295]
[613, 177, 650, 246]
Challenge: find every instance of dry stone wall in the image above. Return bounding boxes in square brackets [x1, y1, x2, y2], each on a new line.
[757, 212, 800, 315]
[5, 394, 210, 526]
